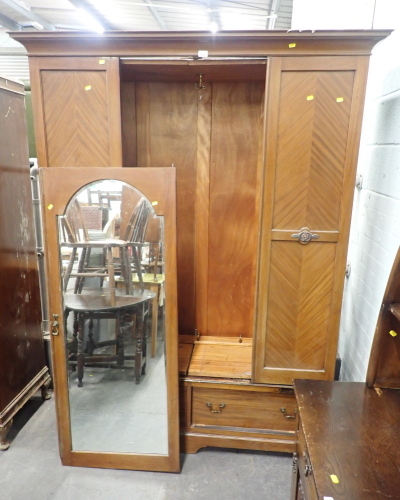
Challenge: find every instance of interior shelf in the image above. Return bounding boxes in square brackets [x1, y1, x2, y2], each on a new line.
[187, 336, 252, 379]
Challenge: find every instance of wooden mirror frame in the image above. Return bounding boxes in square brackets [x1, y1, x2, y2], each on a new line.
[40, 167, 179, 472]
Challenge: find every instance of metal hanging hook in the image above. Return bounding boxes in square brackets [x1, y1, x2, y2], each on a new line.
[195, 73, 206, 90]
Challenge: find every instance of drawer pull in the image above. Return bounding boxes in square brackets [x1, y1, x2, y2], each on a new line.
[280, 407, 297, 419]
[206, 402, 225, 413]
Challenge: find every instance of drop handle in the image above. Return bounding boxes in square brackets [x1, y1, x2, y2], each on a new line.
[304, 463, 313, 477]
[280, 407, 297, 419]
[206, 402, 225, 413]
[303, 451, 313, 477]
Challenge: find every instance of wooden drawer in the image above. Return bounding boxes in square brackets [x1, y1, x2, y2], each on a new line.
[297, 424, 318, 500]
[191, 386, 298, 432]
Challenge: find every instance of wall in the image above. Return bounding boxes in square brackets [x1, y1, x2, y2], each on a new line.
[339, 15, 400, 381]
[292, 0, 376, 29]
[292, 0, 400, 381]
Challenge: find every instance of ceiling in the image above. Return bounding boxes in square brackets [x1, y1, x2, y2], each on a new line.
[0, 0, 293, 33]
[0, 0, 293, 80]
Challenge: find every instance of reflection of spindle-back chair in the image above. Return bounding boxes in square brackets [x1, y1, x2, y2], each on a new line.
[61, 198, 149, 295]
[143, 215, 163, 281]
[61, 195, 156, 387]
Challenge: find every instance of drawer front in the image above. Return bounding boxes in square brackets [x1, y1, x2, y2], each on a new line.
[297, 426, 318, 500]
[191, 386, 297, 432]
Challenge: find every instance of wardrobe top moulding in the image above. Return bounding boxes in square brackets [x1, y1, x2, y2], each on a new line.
[10, 30, 390, 58]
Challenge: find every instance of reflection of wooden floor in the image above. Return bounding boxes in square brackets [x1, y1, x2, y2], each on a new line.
[68, 340, 168, 455]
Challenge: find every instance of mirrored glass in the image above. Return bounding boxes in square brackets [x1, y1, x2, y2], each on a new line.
[58, 179, 167, 454]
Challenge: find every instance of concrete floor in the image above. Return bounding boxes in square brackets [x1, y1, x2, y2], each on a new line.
[0, 395, 293, 500]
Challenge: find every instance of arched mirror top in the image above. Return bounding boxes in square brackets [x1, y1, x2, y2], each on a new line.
[61, 179, 160, 247]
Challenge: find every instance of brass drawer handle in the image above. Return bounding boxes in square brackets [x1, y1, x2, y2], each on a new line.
[280, 407, 297, 419]
[206, 402, 225, 413]
[291, 227, 319, 244]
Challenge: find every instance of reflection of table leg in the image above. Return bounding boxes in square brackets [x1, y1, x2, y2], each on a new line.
[77, 314, 85, 387]
[147, 283, 158, 358]
[135, 306, 143, 384]
[115, 278, 161, 358]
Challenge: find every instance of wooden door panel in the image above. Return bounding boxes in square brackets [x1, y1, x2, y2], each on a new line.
[264, 241, 336, 370]
[207, 82, 263, 337]
[42, 71, 110, 167]
[254, 57, 368, 385]
[135, 83, 198, 335]
[29, 57, 122, 168]
[273, 71, 354, 231]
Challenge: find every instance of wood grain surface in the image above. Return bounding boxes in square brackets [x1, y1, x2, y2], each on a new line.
[264, 242, 336, 372]
[294, 380, 400, 500]
[367, 245, 400, 388]
[135, 82, 198, 336]
[207, 82, 263, 337]
[192, 386, 297, 431]
[33, 57, 122, 168]
[0, 80, 47, 416]
[254, 57, 366, 385]
[188, 339, 252, 379]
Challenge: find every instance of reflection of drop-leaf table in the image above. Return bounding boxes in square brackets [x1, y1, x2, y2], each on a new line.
[117, 273, 165, 358]
[64, 287, 156, 386]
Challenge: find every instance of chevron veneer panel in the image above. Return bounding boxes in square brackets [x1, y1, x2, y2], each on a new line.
[264, 241, 337, 371]
[273, 70, 354, 231]
[42, 71, 110, 167]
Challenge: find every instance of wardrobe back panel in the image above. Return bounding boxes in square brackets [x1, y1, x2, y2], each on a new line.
[207, 82, 264, 337]
[133, 82, 198, 335]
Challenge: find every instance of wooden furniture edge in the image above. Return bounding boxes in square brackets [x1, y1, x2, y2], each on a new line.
[9, 30, 392, 57]
[182, 431, 296, 454]
[0, 367, 51, 426]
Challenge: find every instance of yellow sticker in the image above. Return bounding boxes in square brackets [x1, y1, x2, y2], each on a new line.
[47, 204, 53, 210]
[98, 59, 106, 65]
[289, 43, 297, 48]
[152, 201, 158, 206]
[85, 85, 92, 91]
[330, 474, 339, 484]
[307, 95, 314, 101]
[336, 97, 344, 102]
[389, 330, 398, 337]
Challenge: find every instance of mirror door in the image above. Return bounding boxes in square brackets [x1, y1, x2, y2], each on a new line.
[40, 167, 179, 472]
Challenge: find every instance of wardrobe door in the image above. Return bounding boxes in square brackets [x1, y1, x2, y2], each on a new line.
[254, 56, 369, 385]
[29, 57, 122, 168]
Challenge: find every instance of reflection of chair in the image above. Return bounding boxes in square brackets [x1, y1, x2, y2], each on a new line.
[61, 197, 156, 387]
[61, 198, 149, 295]
[65, 287, 156, 386]
[142, 216, 163, 281]
[87, 189, 121, 209]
